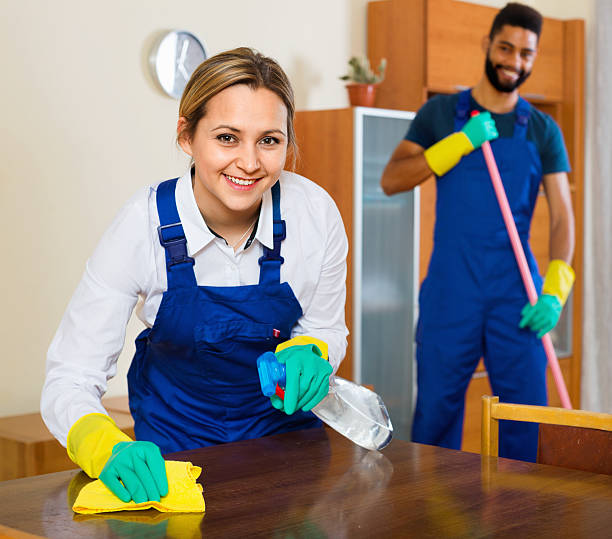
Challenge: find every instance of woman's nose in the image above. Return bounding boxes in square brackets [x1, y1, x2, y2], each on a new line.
[236, 145, 261, 174]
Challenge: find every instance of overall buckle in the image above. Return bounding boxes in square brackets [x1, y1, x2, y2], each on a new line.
[157, 223, 195, 267]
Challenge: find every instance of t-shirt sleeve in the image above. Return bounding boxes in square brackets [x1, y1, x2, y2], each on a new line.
[404, 98, 439, 149]
[540, 117, 571, 174]
[404, 94, 457, 149]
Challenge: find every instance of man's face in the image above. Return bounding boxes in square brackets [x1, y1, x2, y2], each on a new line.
[484, 24, 538, 93]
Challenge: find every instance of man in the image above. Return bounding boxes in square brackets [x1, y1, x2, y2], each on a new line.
[380, 3, 575, 462]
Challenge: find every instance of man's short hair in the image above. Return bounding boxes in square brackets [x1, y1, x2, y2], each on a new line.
[489, 2, 543, 40]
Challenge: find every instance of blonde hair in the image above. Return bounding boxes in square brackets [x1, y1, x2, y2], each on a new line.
[178, 47, 298, 169]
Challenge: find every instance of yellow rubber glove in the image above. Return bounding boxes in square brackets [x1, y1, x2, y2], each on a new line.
[542, 259, 575, 306]
[67, 413, 132, 478]
[519, 260, 575, 338]
[424, 112, 498, 176]
[275, 335, 329, 359]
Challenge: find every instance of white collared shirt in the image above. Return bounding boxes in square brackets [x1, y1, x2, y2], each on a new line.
[41, 170, 349, 445]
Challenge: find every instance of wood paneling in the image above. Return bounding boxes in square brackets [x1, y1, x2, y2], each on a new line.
[562, 20, 585, 405]
[294, 109, 354, 380]
[522, 17, 564, 102]
[462, 373, 492, 453]
[368, 0, 426, 111]
[0, 404, 134, 481]
[426, 0, 494, 91]
[418, 179, 436, 282]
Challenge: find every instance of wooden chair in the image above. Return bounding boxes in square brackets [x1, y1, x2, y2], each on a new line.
[481, 395, 612, 475]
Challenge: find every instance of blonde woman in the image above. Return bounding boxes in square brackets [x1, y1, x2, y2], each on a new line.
[42, 48, 348, 504]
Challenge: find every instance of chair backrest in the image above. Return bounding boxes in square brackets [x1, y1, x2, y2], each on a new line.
[481, 396, 612, 475]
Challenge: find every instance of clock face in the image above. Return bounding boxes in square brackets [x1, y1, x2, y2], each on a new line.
[150, 31, 207, 99]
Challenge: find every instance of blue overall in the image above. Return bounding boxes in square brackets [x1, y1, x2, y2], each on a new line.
[411, 90, 547, 462]
[127, 178, 320, 454]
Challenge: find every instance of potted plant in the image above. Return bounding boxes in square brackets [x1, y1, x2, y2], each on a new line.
[340, 56, 387, 107]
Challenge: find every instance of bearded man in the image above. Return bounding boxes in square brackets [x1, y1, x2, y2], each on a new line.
[381, 2, 575, 462]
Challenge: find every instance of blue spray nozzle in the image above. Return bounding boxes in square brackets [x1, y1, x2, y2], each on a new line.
[256, 351, 286, 397]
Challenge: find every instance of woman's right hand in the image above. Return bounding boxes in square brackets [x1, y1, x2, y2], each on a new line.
[270, 343, 332, 415]
[99, 441, 169, 503]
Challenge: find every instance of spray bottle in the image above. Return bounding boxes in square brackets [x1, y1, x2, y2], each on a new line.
[257, 352, 393, 451]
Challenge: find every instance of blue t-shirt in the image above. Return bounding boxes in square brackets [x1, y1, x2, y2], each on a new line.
[405, 93, 570, 175]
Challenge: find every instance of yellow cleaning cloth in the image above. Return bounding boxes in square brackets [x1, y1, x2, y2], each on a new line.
[73, 460, 205, 515]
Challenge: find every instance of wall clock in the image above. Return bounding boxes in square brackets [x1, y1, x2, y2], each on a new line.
[149, 30, 207, 99]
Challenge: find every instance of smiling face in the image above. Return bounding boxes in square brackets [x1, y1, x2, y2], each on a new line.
[178, 84, 288, 228]
[484, 25, 538, 93]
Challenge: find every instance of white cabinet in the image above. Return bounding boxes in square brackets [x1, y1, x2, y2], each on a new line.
[354, 108, 419, 440]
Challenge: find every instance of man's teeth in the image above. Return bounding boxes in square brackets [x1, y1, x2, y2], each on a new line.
[225, 174, 256, 186]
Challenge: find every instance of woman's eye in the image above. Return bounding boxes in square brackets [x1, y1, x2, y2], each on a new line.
[260, 136, 279, 145]
[217, 134, 236, 143]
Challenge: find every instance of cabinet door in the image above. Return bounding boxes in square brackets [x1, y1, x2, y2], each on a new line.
[358, 110, 418, 442]
[426, 0, 563, 101]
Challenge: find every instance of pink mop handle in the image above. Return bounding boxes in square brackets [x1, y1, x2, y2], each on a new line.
[478, 135, 572, 409]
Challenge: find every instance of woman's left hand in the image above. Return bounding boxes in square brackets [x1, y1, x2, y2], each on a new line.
[270, 344, 332, 414]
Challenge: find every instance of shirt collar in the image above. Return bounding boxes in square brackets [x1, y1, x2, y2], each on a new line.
[255, 185, 274, 250]
[175, 170, 216, 257]
[175, 170, 277, 255]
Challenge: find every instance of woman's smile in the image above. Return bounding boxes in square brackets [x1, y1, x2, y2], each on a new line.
[224, 173, 261, 190]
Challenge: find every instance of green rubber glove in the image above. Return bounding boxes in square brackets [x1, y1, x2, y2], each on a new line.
[461, 111, 499, 149]
[423, 111, 498, 176]
[99, 441, 168, 503]
[269, 344, 333, 415]
[519, 294, 563, 339]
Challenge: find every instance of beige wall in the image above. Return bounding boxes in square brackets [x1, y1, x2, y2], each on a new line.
[0, 0, 592, 417]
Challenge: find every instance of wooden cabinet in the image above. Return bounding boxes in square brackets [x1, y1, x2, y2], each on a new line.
[368, 0, 584, 452]
[0, 397, 134, 480]
[294, 109, 419, 444]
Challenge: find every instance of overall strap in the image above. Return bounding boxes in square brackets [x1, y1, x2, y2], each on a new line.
[258, 181, 285, 285]
[156, 178, 197, 289]
[513, 96, 531, 140]
[453, 89, 473, 131]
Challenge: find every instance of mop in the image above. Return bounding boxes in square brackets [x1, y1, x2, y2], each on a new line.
[474, 112, 572, 409]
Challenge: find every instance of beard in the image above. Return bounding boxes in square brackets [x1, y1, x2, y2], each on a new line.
[484, 53, 531, 93]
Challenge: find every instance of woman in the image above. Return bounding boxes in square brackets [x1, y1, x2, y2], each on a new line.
[41, 48, 348, 504]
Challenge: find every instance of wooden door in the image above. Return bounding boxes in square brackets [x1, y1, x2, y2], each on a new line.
[294, 109, 355, 380]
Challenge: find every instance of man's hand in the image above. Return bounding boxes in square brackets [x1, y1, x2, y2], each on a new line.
[461, 111, 499, 150]
[519, 294, 562, 338]
[423, 112, 498, 176]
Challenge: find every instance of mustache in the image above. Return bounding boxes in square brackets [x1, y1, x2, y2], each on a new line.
[484, 55, 531, 92]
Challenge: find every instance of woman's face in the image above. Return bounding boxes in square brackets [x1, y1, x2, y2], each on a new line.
[178, 84, 288, 225]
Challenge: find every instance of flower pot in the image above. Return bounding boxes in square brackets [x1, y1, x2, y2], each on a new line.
[345, 83, 379, 107]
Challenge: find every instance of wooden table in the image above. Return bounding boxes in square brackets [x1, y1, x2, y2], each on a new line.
[0, 428, 611, 538]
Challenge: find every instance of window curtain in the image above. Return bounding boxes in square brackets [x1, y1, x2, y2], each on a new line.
[582, 0, 612, 413]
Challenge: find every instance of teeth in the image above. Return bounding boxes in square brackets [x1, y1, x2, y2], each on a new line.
[225, 174, 256, 186]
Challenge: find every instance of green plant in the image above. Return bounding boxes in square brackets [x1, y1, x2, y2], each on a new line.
[340, 56, 387, 84]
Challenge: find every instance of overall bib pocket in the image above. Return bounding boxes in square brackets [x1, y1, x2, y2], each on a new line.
[194, 321, 280, 381]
